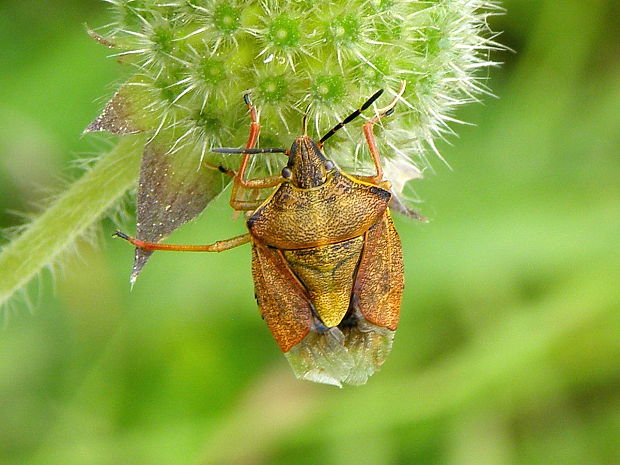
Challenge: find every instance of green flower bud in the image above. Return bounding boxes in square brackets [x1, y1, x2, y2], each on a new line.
[86, 0, 502, 283]
[213, 2, 241, 34]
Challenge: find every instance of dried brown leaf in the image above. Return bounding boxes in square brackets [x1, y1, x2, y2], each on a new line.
[131, 135, 227, 283]
[85, 81, 151, 135]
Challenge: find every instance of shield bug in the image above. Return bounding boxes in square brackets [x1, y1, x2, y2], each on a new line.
[115, 83, 407, 386]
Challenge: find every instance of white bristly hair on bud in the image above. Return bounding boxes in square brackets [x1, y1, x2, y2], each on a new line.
[95, 0, 504, 200]
[0, 0, 505, 318]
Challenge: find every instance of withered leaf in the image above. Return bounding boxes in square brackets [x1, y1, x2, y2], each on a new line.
[85, 80, 152, 135]
[86, 28, 116, 49]
[389, 194, 428, 222]
[131, 133, 227, 283]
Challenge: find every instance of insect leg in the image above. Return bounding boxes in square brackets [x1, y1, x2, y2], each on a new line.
[231, 187, 267, 211]
[231, 94, 260, 200]
[204, 162, 283, 189]
[219, 95, 285, 210]
[230, 183, 272, 211]
[113, 231, 251, 252]
[362, 81, 406, 183]
[229, 199, 268, 211]
[202, 163, 279, 211]
[203, 162, 237, 178]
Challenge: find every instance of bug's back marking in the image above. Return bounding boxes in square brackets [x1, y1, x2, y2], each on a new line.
[247, 171, 390, 250]
[284, 235, 365, 328]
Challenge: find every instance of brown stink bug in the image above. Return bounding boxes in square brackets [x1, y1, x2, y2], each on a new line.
[115, 83, 407, 386]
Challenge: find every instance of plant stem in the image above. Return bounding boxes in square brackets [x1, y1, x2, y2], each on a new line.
[0, 136, 143, 307]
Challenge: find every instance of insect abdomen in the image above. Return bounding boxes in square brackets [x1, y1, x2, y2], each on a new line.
[284, 236, 364, 328]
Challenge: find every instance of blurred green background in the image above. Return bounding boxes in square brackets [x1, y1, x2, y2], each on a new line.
[1, 1, 619, 464]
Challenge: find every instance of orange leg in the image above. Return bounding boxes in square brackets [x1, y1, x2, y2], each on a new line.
[204, 162, 282, 210]
[362, 81, 406, 184]
[113, 231, 251, 252]
[209, 94, 285, 210]
[203, 163, 283, 190]
[233, 96, 260, 187]
[226, 94, 261, 210]
[231, 184, 265, 212]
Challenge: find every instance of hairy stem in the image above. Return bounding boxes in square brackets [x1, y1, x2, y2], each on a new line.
[0, 136, 143, 307]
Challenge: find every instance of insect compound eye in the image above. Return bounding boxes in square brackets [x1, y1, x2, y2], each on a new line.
[324, 160, 335, 171]
[281, 166, 293, 179]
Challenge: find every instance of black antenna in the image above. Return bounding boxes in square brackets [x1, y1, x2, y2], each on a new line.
[319, 89, 384, 144]
[212, 147, 288, 154]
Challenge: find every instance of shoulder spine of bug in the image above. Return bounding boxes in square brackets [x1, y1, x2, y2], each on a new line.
[115, 82, 408, 387]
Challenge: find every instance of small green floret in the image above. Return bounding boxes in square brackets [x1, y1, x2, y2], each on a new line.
[200, 57, 227, 86]
[258, 75, 289, 105]
[312, 75, 346, 105]
[327, 14, 361, 45]
[267, 14, 301, 49]
[356, 55, 391, 88]
[150, 25, 175, 54]
[213, 3, 241, 34]
[192, 109, 223, 135]
[155, 79, 178, 104]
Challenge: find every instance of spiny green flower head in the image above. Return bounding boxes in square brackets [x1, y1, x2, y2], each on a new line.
[88, 0, 502, 280]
